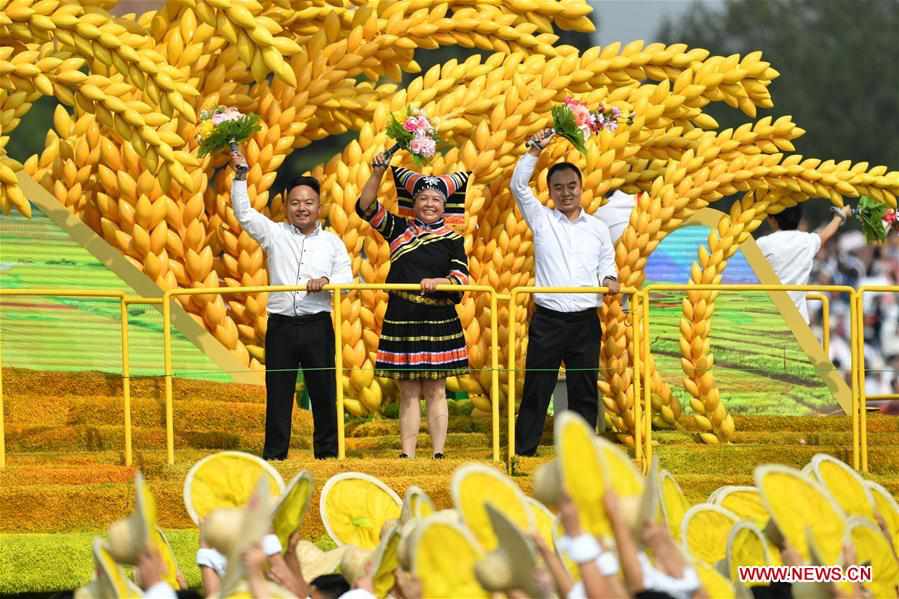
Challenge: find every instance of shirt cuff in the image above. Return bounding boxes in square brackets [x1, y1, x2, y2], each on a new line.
[567, 581, 586, 599]
[262, 533, 282, 556]
[197, 547, 227, 576]
[597, 551, 620, 576]
[562, 533, 602, 564]
[143, 582, 177, 599]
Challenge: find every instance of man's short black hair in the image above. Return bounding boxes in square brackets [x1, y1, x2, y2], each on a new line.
[547, 162, 583, 186]
[287, 175, 321, 198]
[772, 205, 802, 231]
[310, 573, 350, 599]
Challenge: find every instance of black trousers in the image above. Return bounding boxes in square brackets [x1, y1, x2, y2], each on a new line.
[515, 305, 601, 456]
[263, 312, 338, 459]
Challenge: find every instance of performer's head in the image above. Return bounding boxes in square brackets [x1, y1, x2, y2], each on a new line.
[412, 175, 448, 225]
[393, 168, 470, 226]
[547, 162, 583, 217]
[308, 574, 350, 599]
[285, 175, 321, 233]
[767, 205, 802, 231]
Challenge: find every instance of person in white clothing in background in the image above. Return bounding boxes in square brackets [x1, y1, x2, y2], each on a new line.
[231, 148, 354, 460]
[593, 189, 637, 245]
[757, 203, 851, 324]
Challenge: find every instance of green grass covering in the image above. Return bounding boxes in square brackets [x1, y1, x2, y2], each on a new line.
[648, 290, 840, 416]
[0, 530, 339, 593]
[0, 207, 230, 382]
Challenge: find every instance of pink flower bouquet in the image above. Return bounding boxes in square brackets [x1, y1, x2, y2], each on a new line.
[550, 97, 634, 155]
[385, 107, 442, 165]
[196, 106, 261, 157]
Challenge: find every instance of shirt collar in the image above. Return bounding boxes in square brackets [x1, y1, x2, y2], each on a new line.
[553, 208, 587, 223]
[291, 222, 321, 236]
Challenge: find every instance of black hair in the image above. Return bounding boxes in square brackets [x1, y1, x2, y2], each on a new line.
[772, 205, 802, 231]
[309, 573, 351, 599]
[286, 175, 321, 198]
[547, 162, 583, 186]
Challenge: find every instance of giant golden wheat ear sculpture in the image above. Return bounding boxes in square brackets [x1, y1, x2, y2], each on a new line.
[4, 1, 899, 438]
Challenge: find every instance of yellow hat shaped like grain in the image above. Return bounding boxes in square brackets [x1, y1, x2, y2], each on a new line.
[272, 471, 314, 550]
[106, 472, 156, 566]
[811, 454, 875, 519]
[715, 522, 772, 586]
[755, 464, 847, 565]
[680, 503, 740, 566]
[659, 469, 691, 542]
[293, 541, 348, 581]
[369, 522, 403, 599]
[76, 538, 143, 599]
[554, 412, 608, 539]
[709, 486, 770, 529]
[400, 485, 435, 524]
[474, 502, 549, 599]
[451, 463, 534, 552]
[212, 477, 278, 598]
[410, 513, 488, 599]
[319, 472, 402, 549]
[183, 451, 284, 525]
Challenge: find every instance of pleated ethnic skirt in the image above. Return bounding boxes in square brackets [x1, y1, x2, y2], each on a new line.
[375, 292, 469, 381]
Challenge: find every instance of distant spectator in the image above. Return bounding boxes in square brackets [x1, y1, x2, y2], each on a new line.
[757, 204, 850, 323]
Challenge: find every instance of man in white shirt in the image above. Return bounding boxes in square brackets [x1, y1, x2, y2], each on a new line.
[510, 129, 619, 456]
[231, 148, 353, 460]
[756, 204, 850, 324]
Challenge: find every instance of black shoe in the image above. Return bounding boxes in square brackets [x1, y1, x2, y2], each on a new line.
[433, 452, 445, 459]
[399, 453, 409, 458]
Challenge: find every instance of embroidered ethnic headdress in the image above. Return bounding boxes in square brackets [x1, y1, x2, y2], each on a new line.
[391, 166, 470, 225]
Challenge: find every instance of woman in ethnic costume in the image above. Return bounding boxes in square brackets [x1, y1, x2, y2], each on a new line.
[356, 150, 471, 459]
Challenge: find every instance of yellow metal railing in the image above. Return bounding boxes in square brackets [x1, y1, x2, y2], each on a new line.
[856, 285, 899, 473]
[0, 289, 129, 468]
[806, 292, 830, 357]
[505, 287, 642, 472]
[1, 282, 871, 472]
[162, 283, 500, 466]
[640, 284, 860, 470]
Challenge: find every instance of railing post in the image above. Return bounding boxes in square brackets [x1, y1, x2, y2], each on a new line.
[806, 293, 830, 356]
[506, 290, 519, 473]
[855, 290, 867, 473]
[333, 288, 346, 460]
[489, 290, 500, 464]
[632, 291, 643, 470]
[120, 296, 133, 466]
[642, 289, 653, 469]
[851, 290, 860, 471]
[162, 291, 175, 466]
[0, 327, 5, 469]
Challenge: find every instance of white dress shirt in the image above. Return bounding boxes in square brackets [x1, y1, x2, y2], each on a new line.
[143, 582, 177, 599]
[510, 153, 618, 312]
[593, 190, 636, 244]
[756, 230, 821, 323]
[231, 180, 354, 316]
